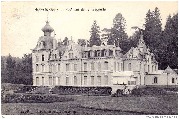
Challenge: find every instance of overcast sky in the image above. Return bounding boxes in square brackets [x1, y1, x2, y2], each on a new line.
[1, 1, 178, 58]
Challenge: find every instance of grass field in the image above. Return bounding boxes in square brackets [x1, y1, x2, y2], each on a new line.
[1, 94, 178, 115]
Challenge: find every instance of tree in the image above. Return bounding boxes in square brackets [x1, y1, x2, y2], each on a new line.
[144, 7, 162, 56]
[161, 13, 178, 69]
[108, 13, 128, 54]
[77, 39, 87, 46]
[6, 54, 16, 83]
[89, 20, 101, 46]
[62, 37, 69, 46]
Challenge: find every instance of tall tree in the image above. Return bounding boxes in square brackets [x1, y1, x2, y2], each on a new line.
[62, 37, 69, 46]
[78, 39, 87, 46]
[89, 20, 101, 46]
[144, 7, 164, 69]
[108, 13, 128, 54]
[6, 54, 16, 83]
[161, 13, 178, 69]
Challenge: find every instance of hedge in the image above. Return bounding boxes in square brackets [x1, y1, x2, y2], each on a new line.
[2, 93, 74, 103]
[52, 86, 112, 96]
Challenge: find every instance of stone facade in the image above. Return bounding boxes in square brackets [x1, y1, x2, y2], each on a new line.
[32, 21, 177, 88]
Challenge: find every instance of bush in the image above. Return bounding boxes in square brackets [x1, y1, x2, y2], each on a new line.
[52, 86, 112, 96]
[131, 87, 167, 96]
[2, 93, 74, 103]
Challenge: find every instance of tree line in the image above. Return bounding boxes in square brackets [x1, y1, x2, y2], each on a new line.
[79, 7, 177, 70]
[1, 54, 32, 85]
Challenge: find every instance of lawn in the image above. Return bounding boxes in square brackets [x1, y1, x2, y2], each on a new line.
[1, 94, 178, 115]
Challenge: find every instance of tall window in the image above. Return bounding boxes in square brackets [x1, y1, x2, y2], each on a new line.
[148, 65, 150, 72]
[84, 76, 87, 85]
[54, 54, 57, 59]
[128, 63, 131, 71]
[97, 76, 101, 85]
[36, 77, 39, 85]
[36, 64, 39, 72]
[154, 77, 158, 83]
[172, 78, 175, 83]
[53, 65, 56, 72]
[42, 64, 45, 72]
[49, 77, 52, 85]
[49, 65, 52, 72]
[84, 62, 87, 71]
[66, 63, 70, 71]
[58, 77, 61, 85]
[91, 62, 94, 71]
[97, 51, 101, 57]
[42, 55, 44, 61]
[53, 77, 56, 85]
[58, 64, 60, 71]
[98, 62, 101, 71]
[36, 56, 39, 62]
[74, 64, 77, 71]
[121, 63, 123, 71]
[117, 62, 120, 71]
[114, 62, 116, 71]
[42, 77, 44, 85]
[152, 65, 154, 72]
[66, 77, 69, 85]
[104, 75, 108, 85]
[74, 76, 77, 85]
[104, 61, 108, 70]
[91, 76, 94, 85]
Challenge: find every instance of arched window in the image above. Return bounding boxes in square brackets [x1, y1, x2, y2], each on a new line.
[42, 64, 45, 72]
[154, 77, 158, 83]
[128, 63, 131, 71]
[84, 62, 87, 71]
[42, 54, 44, 61]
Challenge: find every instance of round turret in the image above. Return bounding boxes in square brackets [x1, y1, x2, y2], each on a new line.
[41, 21, 54, 36]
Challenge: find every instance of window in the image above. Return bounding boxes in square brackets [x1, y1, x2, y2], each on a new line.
[98, 62, 101, 71]
[97, 76, 101, 85]
[36, 77, 39, 85]
[74, 76, 77, 85]
[152, 65, 154, 72]
[104, 61, 108, 70]
[49, 77, 52, 85]
[36, 64, 39, 72]
[128, 81, 131, 85]
[58, 77, 61, 85]
[69, 53, 73, 59]
[104, 75, 108, 85]
[42, 55, 44, 61]
[154, 77, 158, 84]
[53, 65, 56, 72]
[84, 76, 87, 85]
[148, 65, 150, 72]
[114, 62, 116, 71]
[54, 54, 57, 59]
[128, 63, 131, 71]
[172, 78, 175, 83]
[58, 64, 60, 71]
[91, 62, 95, 71]
[66, 64, 70, 71]
[42, 64, 45, 72]
[49, 65, 52, 72]
[139, 63, 141, 70]
[53, 77, 56, 85]
[66, 77, 69, 85]
[97, 51, 101, 57]
[84, 62, 87, 71]
[128, 81, 136, 85]
[74, 64, 77, 71]
[91, 76, 94, 85]
[117, 62, 120, 71]
[121, 63, 123, 71]
[36, 56, 39, 62]
[42, 77, 44, 85]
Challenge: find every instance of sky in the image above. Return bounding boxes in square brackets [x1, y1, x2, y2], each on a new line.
[1, 1, 178, 58]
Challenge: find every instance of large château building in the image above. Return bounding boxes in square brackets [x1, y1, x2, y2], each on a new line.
[32, 21, 178, 89]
